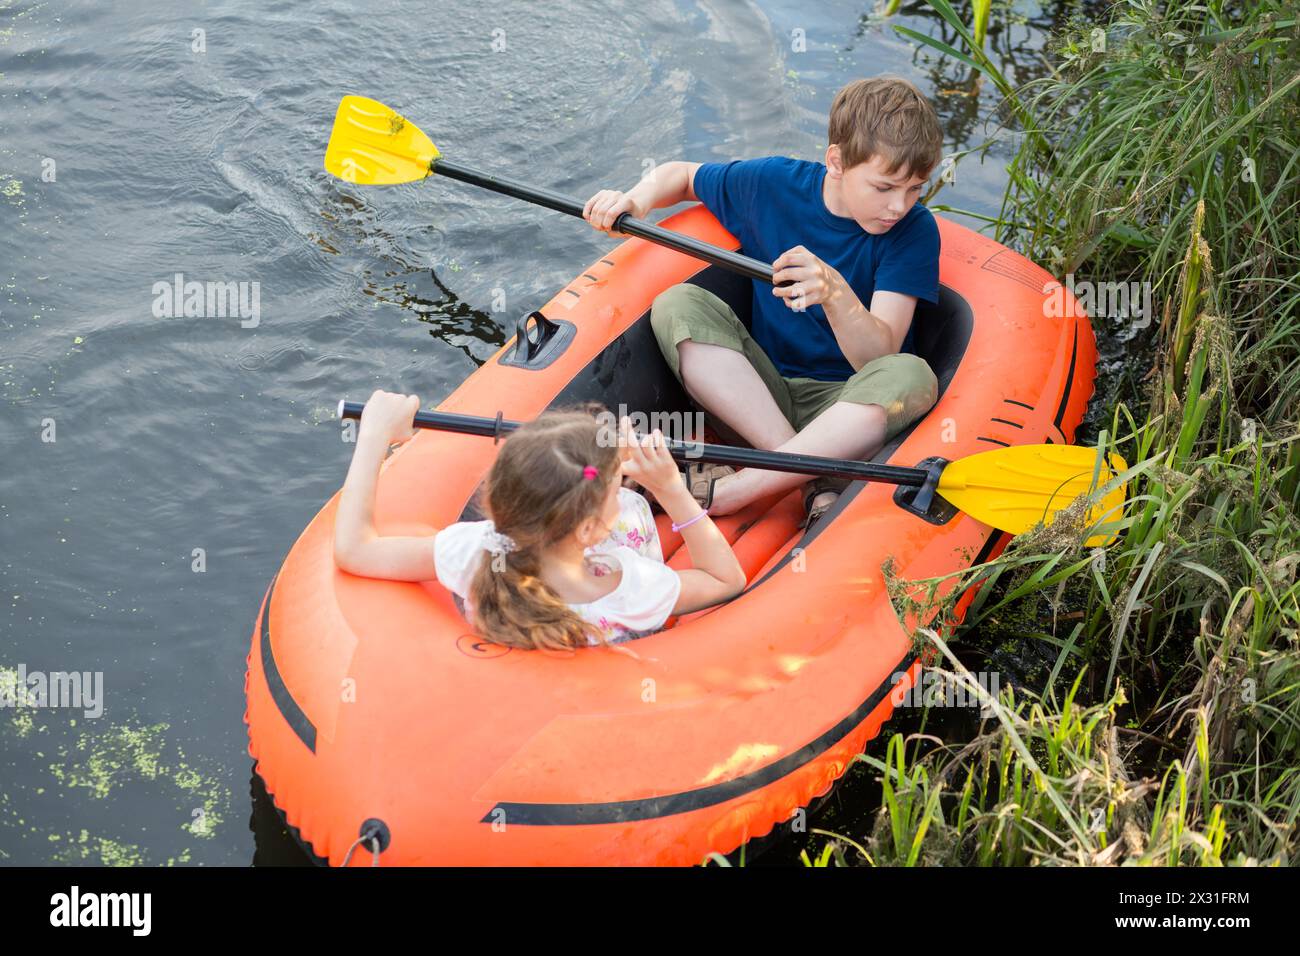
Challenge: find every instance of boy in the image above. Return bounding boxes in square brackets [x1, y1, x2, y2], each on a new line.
[583, 75, 943, 525]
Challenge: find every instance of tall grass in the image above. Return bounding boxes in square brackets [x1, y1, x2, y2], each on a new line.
[820, 0, 1300, 867]
[916, 0, 1300, 422]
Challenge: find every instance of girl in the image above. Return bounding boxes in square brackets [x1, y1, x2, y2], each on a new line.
[333, 390, 748, 650]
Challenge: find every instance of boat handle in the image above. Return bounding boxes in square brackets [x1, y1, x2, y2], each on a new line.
[513, 310, 555, 363]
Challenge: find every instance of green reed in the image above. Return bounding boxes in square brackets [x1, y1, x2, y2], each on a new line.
[794, 0, 1300, 867]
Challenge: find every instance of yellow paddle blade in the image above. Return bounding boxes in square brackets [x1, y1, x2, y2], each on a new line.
[937, 444, 1128, 547]
[324, 96, 440, 185]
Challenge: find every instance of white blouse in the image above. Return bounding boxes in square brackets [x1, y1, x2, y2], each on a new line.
[433, 488, 682, 645]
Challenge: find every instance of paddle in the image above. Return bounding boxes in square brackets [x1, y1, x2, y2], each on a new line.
[337, 401, 1128, 546]
[323, 95, 790, 286]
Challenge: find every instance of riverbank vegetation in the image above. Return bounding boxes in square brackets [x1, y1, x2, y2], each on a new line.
[834, 0, 1299, 866]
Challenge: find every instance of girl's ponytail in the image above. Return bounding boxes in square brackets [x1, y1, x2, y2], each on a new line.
[469, 544, 598, 651]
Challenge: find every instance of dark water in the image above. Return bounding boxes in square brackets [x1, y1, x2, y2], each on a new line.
[1, 0, 1108, 865]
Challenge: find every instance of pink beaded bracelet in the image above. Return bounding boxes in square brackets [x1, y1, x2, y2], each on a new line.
[671, 510, 709, 534]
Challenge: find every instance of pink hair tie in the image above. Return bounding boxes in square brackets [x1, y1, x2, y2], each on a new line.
[582, 465, 599, 481]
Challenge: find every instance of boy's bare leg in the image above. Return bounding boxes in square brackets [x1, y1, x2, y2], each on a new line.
[677, 340, 796, 449]
[707, 400, 889, 515]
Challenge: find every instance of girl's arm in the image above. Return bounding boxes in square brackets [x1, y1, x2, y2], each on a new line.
[620, 423, 746, 613]
[656, 483, 748, 614]
[333, 391, 441, 582]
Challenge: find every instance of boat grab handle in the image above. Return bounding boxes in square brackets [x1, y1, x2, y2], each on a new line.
[499, 310, 577, 370]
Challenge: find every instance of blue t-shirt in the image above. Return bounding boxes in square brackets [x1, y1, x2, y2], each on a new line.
[691, 156, 940, 381]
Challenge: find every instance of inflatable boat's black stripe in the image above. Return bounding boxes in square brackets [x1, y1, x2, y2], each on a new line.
[977, 437, 1010, 447]
[480, 651, 915, 826]
[259, 576, 317, 754]
[1004, 399, 1034, 410]
[973, 529, 1007, 566]
[1053, 322, 1078, 430]
[481, 532, 1010, 827]
[990, 418, 1023, 428]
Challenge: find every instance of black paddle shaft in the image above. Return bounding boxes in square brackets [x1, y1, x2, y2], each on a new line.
[431, 158, 792, 286]
[338, 402, 930, 488]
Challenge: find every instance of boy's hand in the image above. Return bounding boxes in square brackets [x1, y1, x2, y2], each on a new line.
[583, 189, 649, 236]
[617, 417, 681, 497]
[772, 245, 845, 312]
[359, 389, 421, 447]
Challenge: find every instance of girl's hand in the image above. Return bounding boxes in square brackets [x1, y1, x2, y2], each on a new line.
[359, 389, 421, 447]
[771, 245, 845, 313]
[618, 417, 680, 496]
[582, 189, 648, 236]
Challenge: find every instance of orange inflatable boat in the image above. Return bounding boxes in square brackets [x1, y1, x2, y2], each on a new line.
[244, 204, 1097, 865]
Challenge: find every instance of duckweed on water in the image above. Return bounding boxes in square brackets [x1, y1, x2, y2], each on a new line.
[2, 668, 231, 862]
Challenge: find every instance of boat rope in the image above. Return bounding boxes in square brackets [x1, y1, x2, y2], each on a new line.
[340, 826, 383, 867]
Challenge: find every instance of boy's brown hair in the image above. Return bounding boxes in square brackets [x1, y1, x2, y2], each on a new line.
[828, 75, 943, 180]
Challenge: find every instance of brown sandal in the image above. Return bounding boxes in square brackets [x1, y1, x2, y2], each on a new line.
[683, 462, 735, 511]
[800, 476, 842, 529]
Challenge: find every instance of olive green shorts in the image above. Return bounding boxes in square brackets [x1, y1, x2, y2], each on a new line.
[650, 282, 939, 441]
